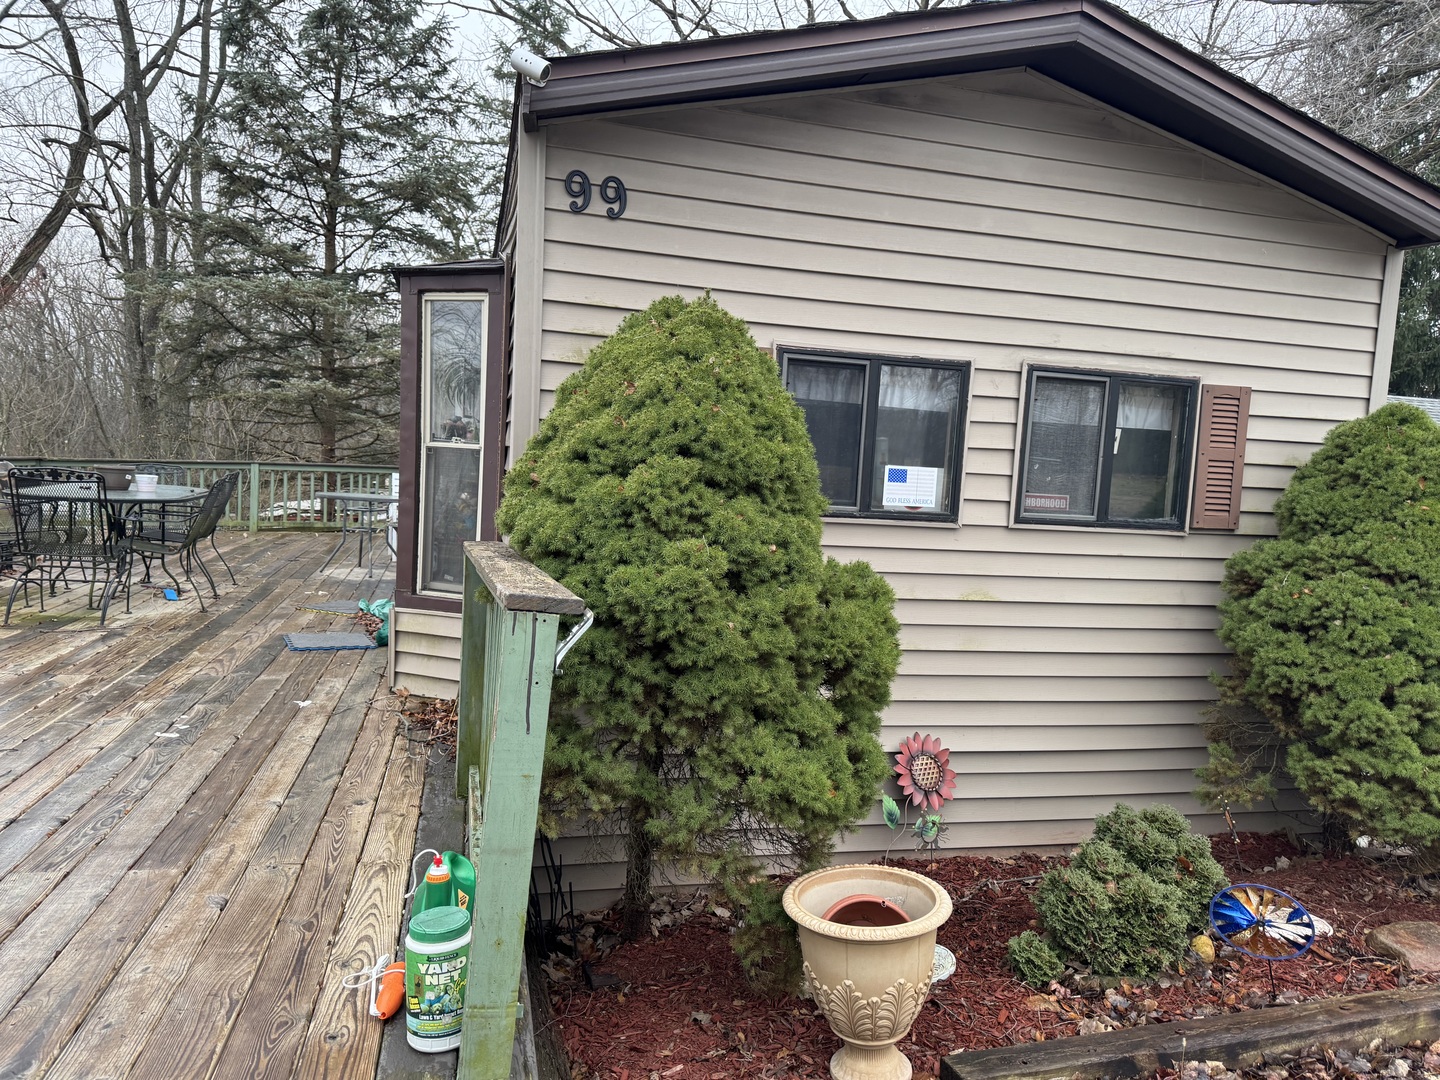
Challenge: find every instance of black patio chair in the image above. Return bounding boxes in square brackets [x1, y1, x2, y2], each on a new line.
[128, 474, 235, 611]
[204, 471, 240, 585]
[4, 467, 133, 626]
[127, 462, 190, 543]
[131, 462, 187, 484]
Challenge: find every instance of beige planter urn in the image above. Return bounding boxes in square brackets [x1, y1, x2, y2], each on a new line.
[783, 864, 953, 1080]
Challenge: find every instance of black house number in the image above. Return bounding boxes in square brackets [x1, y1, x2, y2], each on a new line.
[564, 170, 626, 219]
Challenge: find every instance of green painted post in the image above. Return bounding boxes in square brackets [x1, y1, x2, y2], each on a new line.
[456, 541, 585, 1080]
[248, 462, 261, 534]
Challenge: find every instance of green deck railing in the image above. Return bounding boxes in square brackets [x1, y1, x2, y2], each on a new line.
[456, 541, 588, 1079]
[1, 458, 395, 532]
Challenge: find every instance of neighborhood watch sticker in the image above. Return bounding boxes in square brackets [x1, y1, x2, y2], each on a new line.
[883, 465, 939, 509]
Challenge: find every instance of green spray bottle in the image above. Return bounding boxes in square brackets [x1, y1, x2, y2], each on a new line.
[410, 849, 477, 916]
[442, 850, 475, 915]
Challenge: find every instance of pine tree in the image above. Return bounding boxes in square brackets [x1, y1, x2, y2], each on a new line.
[1391, 167, 1440, 397]
[496, 294, 901, 948]
[1200, 404, 1440, 850]
[188, 0, 484, 461]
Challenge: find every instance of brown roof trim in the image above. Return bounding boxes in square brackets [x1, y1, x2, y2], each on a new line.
[520, 0, 1440, 247]
[392, 258, 505, 279]
[522, 3, 1083, 128]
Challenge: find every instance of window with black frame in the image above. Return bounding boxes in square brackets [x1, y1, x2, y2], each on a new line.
[780, 348, 967, 522]
[1016, 368, 1197, 530]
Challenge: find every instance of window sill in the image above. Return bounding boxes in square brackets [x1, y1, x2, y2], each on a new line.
[821, 515, 961, 529]
[1007, 520, 1189, 537]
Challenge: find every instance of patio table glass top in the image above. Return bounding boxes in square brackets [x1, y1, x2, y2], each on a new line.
[12, 481, 207, 503]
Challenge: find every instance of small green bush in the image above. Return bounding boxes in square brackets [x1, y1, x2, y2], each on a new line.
[1032, 804, 1227, 978]
[1006, 930, 1065, 987]
[728, 879, 802, 998]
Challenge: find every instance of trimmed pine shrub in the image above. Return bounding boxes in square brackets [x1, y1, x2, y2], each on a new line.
[495, 294, 901, 960]
[1032, 804, 1227, 978]
[1006, 930, 1065, 988]
[1201, 404, 1440, 852]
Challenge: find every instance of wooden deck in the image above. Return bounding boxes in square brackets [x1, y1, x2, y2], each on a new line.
[0, 531, 426, 1079]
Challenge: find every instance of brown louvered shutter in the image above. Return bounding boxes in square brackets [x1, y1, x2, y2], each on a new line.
[1190, 385, 1251, 530]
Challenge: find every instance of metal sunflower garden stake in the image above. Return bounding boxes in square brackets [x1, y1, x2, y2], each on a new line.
[882, 732, 957, 859]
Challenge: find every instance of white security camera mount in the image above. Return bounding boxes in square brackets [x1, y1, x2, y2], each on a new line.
[509, 47, 551, 87]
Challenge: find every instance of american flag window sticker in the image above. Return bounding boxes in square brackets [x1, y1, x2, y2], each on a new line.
[882, 465, 939, 509]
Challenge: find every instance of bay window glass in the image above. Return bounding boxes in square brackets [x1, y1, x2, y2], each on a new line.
[781, 348, 967, 522]
[421, 296, 486, 592]
[1018, 368, 1195, 530]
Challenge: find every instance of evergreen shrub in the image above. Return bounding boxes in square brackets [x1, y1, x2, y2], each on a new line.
[495, 294, 901, 974]
[1006, 930, 1065, 988]
[1026, 803, 1226, 978]
[1201, 404, 1440, 851]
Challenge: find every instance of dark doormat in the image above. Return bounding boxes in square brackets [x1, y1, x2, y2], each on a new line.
[282, 632, 377, 651]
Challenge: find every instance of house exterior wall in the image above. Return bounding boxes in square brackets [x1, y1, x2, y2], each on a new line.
[393, 607, 464, 698]
[498, 69, 1395, 910]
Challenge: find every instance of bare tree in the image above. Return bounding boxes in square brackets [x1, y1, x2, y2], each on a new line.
[0, 0, 234, 455]
[0, 0, 218, 298]
[1118, 1, 1440, 173]
[456, 0, 983, 54]
[0, 237, 130, 459]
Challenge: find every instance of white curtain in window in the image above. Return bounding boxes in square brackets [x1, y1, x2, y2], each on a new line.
[879, 365, 959, 411]
[789, 363, 864, 404]
[1118, 384, 1176, 431]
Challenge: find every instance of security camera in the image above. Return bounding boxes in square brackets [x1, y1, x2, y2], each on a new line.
[509, 47, 551, 87]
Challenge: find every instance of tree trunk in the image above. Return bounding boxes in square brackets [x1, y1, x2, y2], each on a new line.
[316, 61, 346, 464]
[620, 807, 656, 941]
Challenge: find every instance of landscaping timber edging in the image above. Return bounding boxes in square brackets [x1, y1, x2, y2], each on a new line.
[941, 984, 1440, 1080]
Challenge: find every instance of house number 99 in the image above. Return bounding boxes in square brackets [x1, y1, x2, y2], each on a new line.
[564, 170, 626, 219]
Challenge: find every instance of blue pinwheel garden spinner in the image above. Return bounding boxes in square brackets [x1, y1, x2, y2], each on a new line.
[1209, 884, 1317, 960]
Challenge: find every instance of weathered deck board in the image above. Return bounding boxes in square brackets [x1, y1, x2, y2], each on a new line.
[0, 658, 359, 1077]
[0, 537, 315, 794]
[220, 697, 399, 1078]
[0, 552, 299, 808]
[293, 730, 425, 1080]
[0, 531, 423, 1080]
[123, 649, 379, 1078]
[0, 535, 296, 731]
[40, 654, 369, 1080]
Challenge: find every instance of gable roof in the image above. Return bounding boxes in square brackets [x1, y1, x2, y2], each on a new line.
[516, 0, 1440, 248]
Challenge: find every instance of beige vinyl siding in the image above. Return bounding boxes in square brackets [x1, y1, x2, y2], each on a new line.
[514, 70, 1388, 907]
[391, 608, 463, 699]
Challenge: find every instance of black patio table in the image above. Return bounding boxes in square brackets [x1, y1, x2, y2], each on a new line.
[16, 480, 209, 543]
[102, 484, 209, 533]
[316, 491, 397, 578]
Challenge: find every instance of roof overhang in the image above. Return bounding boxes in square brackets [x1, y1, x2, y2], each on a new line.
[518, 0, 1440, 248]
[393, 258, 505, 283]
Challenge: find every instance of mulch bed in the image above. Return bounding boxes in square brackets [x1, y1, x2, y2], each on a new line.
[540, 834, 1440, 1079]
